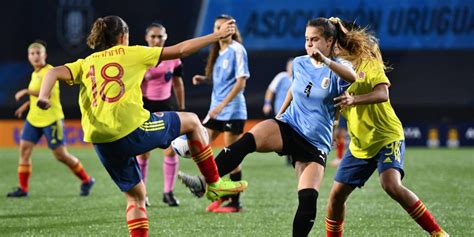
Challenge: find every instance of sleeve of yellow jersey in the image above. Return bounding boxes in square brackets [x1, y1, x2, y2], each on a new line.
[368, 60, 391, 88]
[64, 59, 85, 85]
[137, 46, 163, 68]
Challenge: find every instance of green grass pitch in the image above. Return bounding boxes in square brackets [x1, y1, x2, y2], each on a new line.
[0, 147, 473, 236]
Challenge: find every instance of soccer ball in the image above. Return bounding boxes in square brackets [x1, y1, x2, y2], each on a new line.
[171, 127, 209, 159]
[171, 135, 192, 158]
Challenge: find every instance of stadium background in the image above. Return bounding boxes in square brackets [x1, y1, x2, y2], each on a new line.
[1, 0, 474, 147]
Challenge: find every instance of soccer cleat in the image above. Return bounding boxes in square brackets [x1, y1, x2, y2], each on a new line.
[178, 171, 206, 198]
[145, 196, 151, 207]
[80, 177, 95, 196]
[431, 230, 449, 237]
[163, 192, 179, 207]
[212, 202, 242, 213]
[205, 179, 248, 201]
[178, 171, 248, 201]
[206, 197, 229, 212]
[6, 187, 28, 198]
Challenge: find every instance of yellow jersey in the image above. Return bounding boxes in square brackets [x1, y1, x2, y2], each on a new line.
[65, 45, 162, 143]
[342, 59, 404, 158]
[26, 64, 65, 127]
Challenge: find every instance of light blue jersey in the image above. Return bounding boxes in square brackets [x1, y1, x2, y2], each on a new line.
[209, 40, 250, 120]
[267, 71, 292, 115]
[278, 55, 353, 154]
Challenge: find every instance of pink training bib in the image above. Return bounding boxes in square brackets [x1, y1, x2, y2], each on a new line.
[141, 59, 182, 101]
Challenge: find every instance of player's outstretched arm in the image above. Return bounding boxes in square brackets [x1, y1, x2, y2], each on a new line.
[160, 19, 236, 60]
[37, 66, 72, 109]
[334, 83, 389, 107]
[310, 48, 357, 83]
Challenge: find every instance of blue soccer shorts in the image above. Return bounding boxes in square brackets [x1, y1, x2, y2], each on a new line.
[21, 119, 65, 149]
[93, 112, 181, 192]
[334, 140, 405, 188]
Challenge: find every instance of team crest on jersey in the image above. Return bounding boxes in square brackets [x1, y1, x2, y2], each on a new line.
[294, 71, 301, 80]
[358, 71, 366, 79]
[154, 112, 164, 117]
[57, 0, 94, 55]
[222, 59, 229, 69]
[321, 77, 330, 89]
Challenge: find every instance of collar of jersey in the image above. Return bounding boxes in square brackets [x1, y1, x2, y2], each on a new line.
[309, 58, 325, 69]
[219, 40, 236, 55]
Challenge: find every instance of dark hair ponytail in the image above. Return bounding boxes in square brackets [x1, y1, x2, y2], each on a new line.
[87, 16, 129, 51]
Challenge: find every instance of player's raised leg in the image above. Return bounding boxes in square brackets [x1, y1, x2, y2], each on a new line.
[177, 112, 247, 200]
[179, 119, 283, 197]
[215, 119, 283, 174]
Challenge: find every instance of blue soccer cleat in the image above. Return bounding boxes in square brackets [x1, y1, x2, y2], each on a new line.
[6, 187, 28, 198]
[80, 177, 95, 196]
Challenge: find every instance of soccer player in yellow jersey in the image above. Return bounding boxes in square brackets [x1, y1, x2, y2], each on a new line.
[7, 41, 94, 198]
[325, 18, 449, 237]
[36, 16, 247, 237]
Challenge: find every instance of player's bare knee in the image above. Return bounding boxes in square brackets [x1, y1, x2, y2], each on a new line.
[179, 112, 200, 132]
[126, 192, 146, 205]
[381, 180, 402, 198]
[19, 155, 31, 164]
[52, 149, 69, 162]
[188, 113, 201, 127]
[329, 190, 347, 206]
[19, 144, 32, 157]
[19, 149, 32, 162]
[54, 154, 68, 163]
